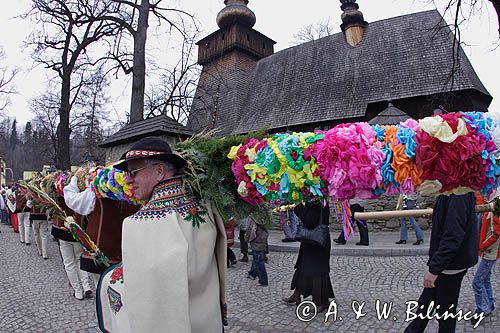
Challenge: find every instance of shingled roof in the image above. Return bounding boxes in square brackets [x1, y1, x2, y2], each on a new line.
[99, 115, 193, 148]
[226, 10, 490, 134]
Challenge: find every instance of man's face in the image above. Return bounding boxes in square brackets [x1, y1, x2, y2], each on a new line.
[126, 160, 158, 201]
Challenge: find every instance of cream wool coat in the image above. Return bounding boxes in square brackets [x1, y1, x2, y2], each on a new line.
[97, 178, 227, 333]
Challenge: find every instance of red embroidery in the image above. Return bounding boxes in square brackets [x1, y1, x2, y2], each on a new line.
[110, 265, 124, 284]
[125, 150, 162, 158]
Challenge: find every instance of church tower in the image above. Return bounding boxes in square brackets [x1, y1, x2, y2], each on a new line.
[189, 0, 275, 135]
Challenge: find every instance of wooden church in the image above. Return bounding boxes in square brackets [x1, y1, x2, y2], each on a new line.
[188, 0, 492, 136]
[101, 0, 492, 162]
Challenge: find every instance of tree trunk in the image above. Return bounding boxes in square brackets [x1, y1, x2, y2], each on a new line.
[129, 0, 150, 123]
[56, 71, 72, 169]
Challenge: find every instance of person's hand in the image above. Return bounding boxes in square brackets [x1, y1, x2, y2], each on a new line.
[423, 271, 438, 288]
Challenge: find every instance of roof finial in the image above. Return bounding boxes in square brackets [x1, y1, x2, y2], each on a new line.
[340, 0, 368, 46]
[216, 0, 256, 29]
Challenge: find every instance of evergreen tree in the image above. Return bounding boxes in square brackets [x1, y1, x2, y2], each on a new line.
[9, 119, 18, 148]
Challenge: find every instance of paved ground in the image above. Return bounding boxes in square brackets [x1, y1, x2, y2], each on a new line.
[1, 223, 498, 332]
[258, 229, 432, 256]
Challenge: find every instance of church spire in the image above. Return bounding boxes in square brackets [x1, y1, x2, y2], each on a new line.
[340, 0, 368, 46]
[216, 0, 256, 29]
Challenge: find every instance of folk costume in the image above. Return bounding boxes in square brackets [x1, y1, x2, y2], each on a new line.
[5, 189, 18, 232]
[64, 175, 139, 278]
[9, 187, 32, 244]
[51, 197, 93, 300]
[28, 200, 49, 258]
[96, 137, 227, 333]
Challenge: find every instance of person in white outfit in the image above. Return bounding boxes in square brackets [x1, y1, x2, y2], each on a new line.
[48, 188, 93, 300]
[63, 172, 100, 286]
[28, 199, 49, 259]
[58, 237, 93, 300]
[7, 187, 31, 245]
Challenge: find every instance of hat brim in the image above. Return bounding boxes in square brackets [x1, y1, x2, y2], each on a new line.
[113, 153, 187, 172]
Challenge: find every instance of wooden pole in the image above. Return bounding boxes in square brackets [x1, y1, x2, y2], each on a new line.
[353, 203, 494, 220]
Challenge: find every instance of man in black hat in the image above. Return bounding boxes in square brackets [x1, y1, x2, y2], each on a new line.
[96, 136, 227, 333]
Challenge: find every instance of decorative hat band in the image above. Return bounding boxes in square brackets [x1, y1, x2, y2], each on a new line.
[125, 150, 163, 159]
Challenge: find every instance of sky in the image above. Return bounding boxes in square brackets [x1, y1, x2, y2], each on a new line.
[0, 0, 499, 128]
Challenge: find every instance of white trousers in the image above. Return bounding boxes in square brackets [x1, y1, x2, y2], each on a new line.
[17, 212, 31, 244]
[32, 219, 49, 258]
[59, 240, 93, 294]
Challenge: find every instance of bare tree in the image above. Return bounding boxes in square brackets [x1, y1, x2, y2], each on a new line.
[424, 0, 500, 92]
[292, 17, 335, 45]
[0, 48, 19, 113]
[29, 66, 111, 166]
[29, 85, 60, 164]
[26, 0, 122, 169]
[96, 0, 198, 123]
[144, 29, 200, 124]
[71, 66, 111, 158]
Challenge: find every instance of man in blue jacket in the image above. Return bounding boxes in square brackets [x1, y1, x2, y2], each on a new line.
[405, 192, 478, 332]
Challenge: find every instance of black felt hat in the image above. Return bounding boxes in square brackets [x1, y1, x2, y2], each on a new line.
[113, 136, 187, 171]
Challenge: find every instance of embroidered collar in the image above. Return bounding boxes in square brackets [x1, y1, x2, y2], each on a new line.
[132, 177, 207, 227]
[149, 177, 185, 203]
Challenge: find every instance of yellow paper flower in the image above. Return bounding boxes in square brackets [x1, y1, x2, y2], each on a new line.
[287, 169, 306, 188]
[245, 164, 268, 183]
[227, 145, 241, 160]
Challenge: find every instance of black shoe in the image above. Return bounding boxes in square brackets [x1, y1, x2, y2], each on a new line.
[470, 311, 488, 327]
[238, 256, 248, 262]
[230, 260, 237, 266]
[413, 239, 424, 245]
[282, 295, 301, 306]
[355, 242, 369, 246]
[317, 304, 329, 313]
[25, 243, 30, 245]
[85, 290, 93, 298]
[395, 240, 407, 244]
[333, 239, 346, 245]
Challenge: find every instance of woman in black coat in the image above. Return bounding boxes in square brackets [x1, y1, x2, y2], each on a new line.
[283, 201, 334, 312]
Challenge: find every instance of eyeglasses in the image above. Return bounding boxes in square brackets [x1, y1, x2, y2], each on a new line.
[125, 166, 148, 178]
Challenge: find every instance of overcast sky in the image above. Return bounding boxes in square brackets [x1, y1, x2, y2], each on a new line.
[1, 0, 499, 127]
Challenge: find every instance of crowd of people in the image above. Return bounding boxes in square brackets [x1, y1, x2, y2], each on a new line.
[1, 135, 499, 332]
[1, 183, 94, 300]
